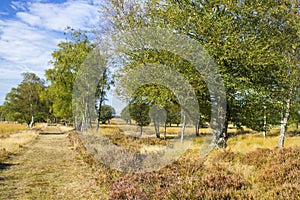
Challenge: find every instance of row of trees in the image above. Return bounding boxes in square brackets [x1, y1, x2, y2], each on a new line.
[106, 0, 300, 147]
[121, 101, 185, 138]
[0, 30, 115, 129]
[1, 1, 299, 149]
[0, 71, 115, 128]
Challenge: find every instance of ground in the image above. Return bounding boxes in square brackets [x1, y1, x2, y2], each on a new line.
[0, 122, 299, 199]
[0, 126, 106, 200]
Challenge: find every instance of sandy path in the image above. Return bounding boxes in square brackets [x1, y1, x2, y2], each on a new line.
[0, 127, 107, 200]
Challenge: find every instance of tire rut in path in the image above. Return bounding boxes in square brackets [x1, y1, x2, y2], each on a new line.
[0, 129, 106, 200]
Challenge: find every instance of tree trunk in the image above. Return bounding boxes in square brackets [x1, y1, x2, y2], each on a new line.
[181, 114, 186, 143]
[74, 117, 79, 130]
[81, 115, 86, 132]
[140, 125, 143, 137]
[83, 96, 89, 132]
[262, 106, 267, 139]
[164, 122, 167, 140]
[215, 105, 229, 148]
[211, 104, 229, 148]
[96, 95, 103, 132]
[278, 97, 291, 148]
[195, 118, 200, 136]
[96, 70, 107, 132]
[154, 120, 160, 138]
[29, 115, 34, 129]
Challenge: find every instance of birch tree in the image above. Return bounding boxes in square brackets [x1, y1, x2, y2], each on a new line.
[45, 29, 94, 126]
[105, 0, 299, 147]
[2, 73, 47, 127]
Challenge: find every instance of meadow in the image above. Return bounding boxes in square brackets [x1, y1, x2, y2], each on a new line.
[0, 122, 28, 137]
[68, 119, 300, 199]
[0, 122, 37, 163]
[1, 120, 299, 199]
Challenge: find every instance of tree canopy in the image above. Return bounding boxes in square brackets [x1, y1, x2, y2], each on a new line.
[107, 0, 300, 147]
[2, 72, 48, 126]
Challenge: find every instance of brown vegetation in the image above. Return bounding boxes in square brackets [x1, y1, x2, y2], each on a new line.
[0, 122, 28, 137]
[68, 127, 300, 199]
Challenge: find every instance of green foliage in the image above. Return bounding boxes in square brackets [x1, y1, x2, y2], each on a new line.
[129, 101, 151, 128]
[2, 73, 48, 124]
[100, 105, 116, 124]
[164, 102, 181, 126]
[45, 29, 94, 121]
[120, 105, 132, 124]
[107, 0, 300, 146]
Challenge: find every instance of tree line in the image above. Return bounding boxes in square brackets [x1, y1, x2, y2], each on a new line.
[108, 0, 299, 147]
[0, 29, 115, 130]
[0, 1, 299, 148]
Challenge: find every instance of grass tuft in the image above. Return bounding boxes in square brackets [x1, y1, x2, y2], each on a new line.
[0, 122, 28, 137]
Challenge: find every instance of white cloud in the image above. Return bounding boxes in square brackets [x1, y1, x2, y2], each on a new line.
[11, 1, 27, 11]
[0, 12, 9, 15]
[17, 0, 102, 31]
[16, 12, 42, 27]
[0, 19, 57, 68]
[0, 0, 104, 104]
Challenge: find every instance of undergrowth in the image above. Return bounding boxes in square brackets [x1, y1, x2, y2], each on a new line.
[69, 128, 300, 200]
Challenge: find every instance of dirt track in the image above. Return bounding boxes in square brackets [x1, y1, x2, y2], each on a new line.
[0, 126, 106, 199]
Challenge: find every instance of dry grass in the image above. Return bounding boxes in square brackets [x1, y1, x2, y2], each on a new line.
[227, 131, 300, 153]
[59, 123, 300, 199]
[90, 120, 300, 155]
[1, 131, 106, 199]
[0, 130, 38, 162]
[0, 122, 28, 137]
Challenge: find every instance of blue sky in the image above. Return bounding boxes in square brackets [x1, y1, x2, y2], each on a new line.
[0, 0, 126, 114]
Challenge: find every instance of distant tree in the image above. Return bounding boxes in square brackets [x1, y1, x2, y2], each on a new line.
[165, 102, 181, 127]
[100, 105, 116, 124]
[0, 105, 3, 121]
[149, 105, 167, 139]
[121, 105, 132, 124]
[2, 72, 48, 127]
[129, 100, 151, 136]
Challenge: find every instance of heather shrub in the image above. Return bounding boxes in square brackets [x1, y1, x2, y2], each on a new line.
[69, 128, 300, 199]
[257, 147, 300, 188]
[268, 183, 300, 200]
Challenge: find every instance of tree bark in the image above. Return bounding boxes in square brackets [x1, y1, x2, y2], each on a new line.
[181, 114, 186, 143]
[140, 125, 143, 137]
[74, 116, 79, 130]
[96, 93, 104, 132]
[154, 119, 160, 138]
[263, 106, 267, 139]
[195, 118, 200, 136]
[164, 122, 167, 140]
[29, 115, 34, 129]
[96, 69, 107, 132]
[211, 104, 228, 148]
[278, 97, 291, 148]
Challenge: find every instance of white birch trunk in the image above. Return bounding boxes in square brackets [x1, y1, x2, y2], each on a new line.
[263, 106, 267, 139]
[181, 114, 186, 143]
[278, 97, 291, 148]
[164, 122, 167, 140]
[29, 115, 34, 129]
